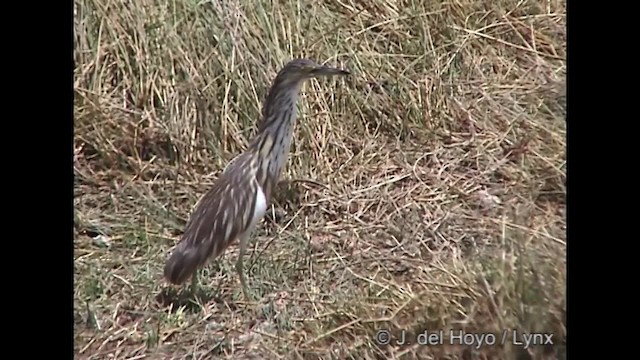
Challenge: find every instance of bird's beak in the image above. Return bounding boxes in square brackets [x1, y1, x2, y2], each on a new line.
[310, 65, 350, 77]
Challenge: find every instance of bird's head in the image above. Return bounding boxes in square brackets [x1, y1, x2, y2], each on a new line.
[276, 58, 350, 85]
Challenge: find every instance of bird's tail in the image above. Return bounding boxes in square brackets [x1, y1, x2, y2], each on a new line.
[163, 242, 200, 285]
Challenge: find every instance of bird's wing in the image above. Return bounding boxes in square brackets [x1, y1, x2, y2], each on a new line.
[164, 153, 259, 285]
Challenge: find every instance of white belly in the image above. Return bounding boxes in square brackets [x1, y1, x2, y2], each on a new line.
[250, 182, 268, 230]
[236, 181, 268, 246]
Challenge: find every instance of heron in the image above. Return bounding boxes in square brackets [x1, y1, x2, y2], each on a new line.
[163, 58, 350, 300]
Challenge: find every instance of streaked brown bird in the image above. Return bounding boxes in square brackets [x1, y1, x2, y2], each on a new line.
[164, 58, 350, 300]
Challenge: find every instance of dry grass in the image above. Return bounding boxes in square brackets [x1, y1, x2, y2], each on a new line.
[73, 0, 566, 359]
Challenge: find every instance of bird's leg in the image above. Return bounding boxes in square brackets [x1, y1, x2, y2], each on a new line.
[236, 232, 251, 301]
[190, 271, 199, 298]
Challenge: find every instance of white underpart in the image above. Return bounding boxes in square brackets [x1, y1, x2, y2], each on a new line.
[225, 220, 233, 241]
[236, 182, 267, 251]
[250, 182, 268, 232]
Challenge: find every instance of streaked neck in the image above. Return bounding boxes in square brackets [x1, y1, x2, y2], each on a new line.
[257, 77, 302, 133]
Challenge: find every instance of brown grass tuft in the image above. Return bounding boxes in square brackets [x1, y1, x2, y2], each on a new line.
[74, 0, 566, 358]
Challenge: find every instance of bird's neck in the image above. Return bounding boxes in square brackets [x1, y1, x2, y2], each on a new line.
[252, 83, 300, 152]
[257, 79, 301, 131]
[248, 81, 302, 202]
